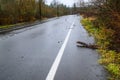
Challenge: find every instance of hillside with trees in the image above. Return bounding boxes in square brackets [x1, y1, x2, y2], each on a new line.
[0, 0, 71, 25]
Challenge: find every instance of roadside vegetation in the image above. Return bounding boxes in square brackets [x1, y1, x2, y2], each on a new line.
[81, 18, 120, 80]
[79, 0, 120, 80]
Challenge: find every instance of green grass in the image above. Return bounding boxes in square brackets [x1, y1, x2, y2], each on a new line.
[0, 25, 14, 29]
[0, 23, 25, 29]
[81, 18, 120, 80]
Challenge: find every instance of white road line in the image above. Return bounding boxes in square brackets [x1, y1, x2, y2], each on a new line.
[46, 21, 75, 80]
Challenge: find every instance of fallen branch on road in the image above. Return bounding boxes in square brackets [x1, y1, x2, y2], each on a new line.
[76, 41, 98, 49]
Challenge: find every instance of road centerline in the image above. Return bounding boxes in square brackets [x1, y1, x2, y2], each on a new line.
[45, 21, 75, 80]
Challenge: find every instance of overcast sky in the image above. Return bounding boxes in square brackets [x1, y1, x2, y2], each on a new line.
[45, 0, 89, 7]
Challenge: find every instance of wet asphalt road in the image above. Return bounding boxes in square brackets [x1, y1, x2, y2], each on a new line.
[0, 15, 107, 80]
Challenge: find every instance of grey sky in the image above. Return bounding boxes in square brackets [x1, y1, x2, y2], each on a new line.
[46, 0, 89, 7]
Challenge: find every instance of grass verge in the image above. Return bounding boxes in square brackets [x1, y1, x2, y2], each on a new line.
[0, 23, 25, 29]
[0, 25, 14, 29]
[81, 18, 120, 80]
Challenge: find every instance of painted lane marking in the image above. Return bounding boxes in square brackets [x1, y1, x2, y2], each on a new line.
[46, 21, 75, 80]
